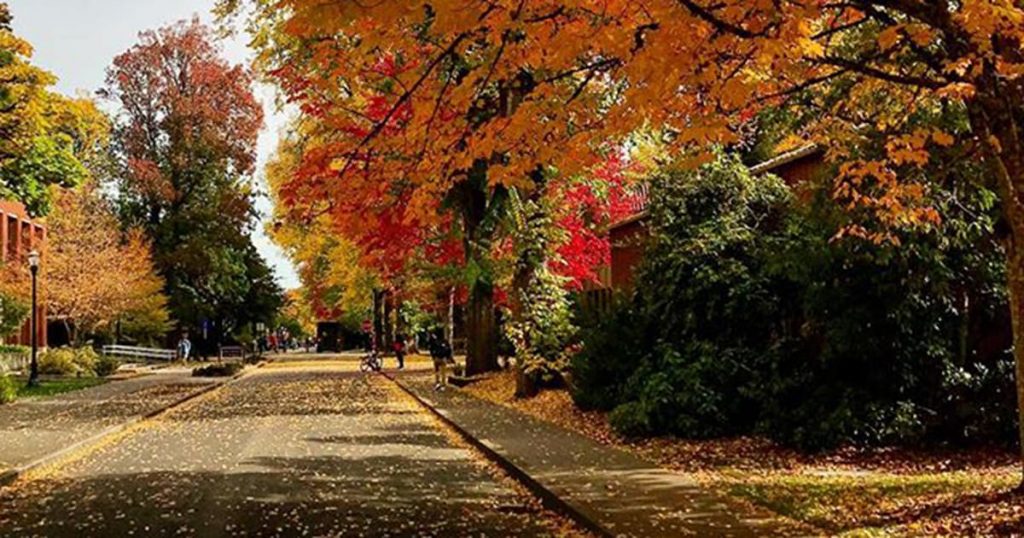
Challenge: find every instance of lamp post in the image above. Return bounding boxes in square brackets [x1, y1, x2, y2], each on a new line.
[26, 250, 39, 388]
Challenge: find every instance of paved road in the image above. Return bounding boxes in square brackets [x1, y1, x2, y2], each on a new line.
[0, 363, 575, 537]
[0, 370, 217, 474]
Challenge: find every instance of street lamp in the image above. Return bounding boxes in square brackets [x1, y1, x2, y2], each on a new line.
[26, 250, 39, 388]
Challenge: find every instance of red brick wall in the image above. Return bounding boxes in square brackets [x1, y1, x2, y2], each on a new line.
[607, 151, 826, 293]
[610, 218, 650, 291]
[0, 200, 46, 348]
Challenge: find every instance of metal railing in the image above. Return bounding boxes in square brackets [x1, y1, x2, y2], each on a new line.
[101, 345, 177, 362]
[0, 352, 29, 373]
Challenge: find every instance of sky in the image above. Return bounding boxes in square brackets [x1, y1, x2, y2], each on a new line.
[7, 0, 301, 289]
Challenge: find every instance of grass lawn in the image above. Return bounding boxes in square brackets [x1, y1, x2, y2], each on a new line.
[15, 377, 108, 399]
[464, 371, 1023, 536]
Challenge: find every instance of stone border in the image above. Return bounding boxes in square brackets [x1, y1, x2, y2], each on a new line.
[384, 372, 615, 538]
[0, 361, 268, 488]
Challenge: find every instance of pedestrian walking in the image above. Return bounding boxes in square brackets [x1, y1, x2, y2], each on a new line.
[393, 333, 406, 370]
[177, 332, 192, 363]
[428, 329, 453, 391]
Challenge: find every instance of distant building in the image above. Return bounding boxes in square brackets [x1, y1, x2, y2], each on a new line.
[0, 200, 46, 348]
[607, 145, 825, 291]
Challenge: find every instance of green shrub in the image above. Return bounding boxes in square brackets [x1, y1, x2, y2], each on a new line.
[609, 401, 652, 438]
[0, 293, 29, 340]
[0, 375, 16, 404]
[38, 347, 101, 377]
[571, 153, 1014, 451]
[192, 362, 243, 378]
[0, 345, 29, 355]
[71, 347, 98, 375]
[94, 354, 121, 377]
[571, 304, 647, 412]
[38, 348, 79, 376]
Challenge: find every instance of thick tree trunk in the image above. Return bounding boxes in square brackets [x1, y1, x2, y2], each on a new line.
[968, 92, 1024, 487]
[997, 153, 1024, 487]
[383, 290, 394, 351]
[1006, 243, 1024, 489]
[372, 289, 384, 351]
[515, 366, 539, 398]
[458, 162, 504, 376]
[465, 284, 498, 376]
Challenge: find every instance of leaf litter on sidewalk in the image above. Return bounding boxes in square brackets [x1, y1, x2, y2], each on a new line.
[465, 371, 1023, 536]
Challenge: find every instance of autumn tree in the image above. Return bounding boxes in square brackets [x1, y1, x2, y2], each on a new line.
[0, 4, 106, 215]
[103, 19, 281, 344]
[44, 184, 169, 345]
[218, 0, 1024, 481]
[217, 1, 635, 374]
[0, 258, 29, 341]
[265, 125, 379, 325]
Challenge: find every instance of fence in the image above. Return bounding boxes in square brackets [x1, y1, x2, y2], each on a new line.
[0, 351, 29, 373]
[101, 345, 176, 362]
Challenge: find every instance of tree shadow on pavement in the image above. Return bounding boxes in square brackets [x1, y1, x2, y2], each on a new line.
[0, 453, 553, 537]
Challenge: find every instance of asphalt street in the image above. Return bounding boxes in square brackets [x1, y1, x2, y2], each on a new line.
[0, 362, 573, 537]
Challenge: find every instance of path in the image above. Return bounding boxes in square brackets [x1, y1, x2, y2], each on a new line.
[395, 372, 807, 537]
[0, 363, 578, 537]
[0, 369, 217, 475]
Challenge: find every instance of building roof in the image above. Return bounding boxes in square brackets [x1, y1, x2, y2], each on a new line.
[608, 144, 822, 231]
[0, 200, 32, 221]
[748, 144, 822, 176]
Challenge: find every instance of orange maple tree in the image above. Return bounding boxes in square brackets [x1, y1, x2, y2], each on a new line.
[222, 0, 1024, 473]
[43, 184, 168, 345]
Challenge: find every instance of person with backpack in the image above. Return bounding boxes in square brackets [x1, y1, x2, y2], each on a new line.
[428, 329, 453, 390]
[393, 333, 406, 370]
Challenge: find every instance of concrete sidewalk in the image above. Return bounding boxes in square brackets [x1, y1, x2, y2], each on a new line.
[0, 369, 220, 481]
[393, 372, 807, 537]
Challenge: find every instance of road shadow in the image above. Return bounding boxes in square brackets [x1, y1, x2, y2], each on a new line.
[0, 453, 552, 537]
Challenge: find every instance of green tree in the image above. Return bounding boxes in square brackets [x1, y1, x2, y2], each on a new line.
[102, 20, 281, 342]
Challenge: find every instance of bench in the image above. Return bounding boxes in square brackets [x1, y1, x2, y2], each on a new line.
[219, 345, 246, 360]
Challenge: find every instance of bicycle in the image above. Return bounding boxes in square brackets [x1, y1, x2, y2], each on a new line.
[359, 350, 383, 373]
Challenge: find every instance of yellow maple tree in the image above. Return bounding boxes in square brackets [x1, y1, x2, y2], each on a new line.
[43, 184, 169, 345]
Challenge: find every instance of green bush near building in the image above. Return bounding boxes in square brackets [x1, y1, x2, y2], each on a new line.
[572, 154, 1014, 451]
[94, 354, 121, 377]
[38, 347, 102, 377]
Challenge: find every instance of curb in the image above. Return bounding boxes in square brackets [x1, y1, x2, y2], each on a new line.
[0, 361, 268, 489]
[384, 372, 614, 538]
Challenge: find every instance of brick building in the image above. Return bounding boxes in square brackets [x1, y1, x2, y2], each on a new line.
[0, 200, 46, 348]
[607, 145, 825, 291]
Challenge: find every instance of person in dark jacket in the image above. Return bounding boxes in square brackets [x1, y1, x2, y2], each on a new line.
[428, 329, 453, 390]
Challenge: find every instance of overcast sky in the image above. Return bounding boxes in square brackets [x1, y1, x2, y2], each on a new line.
[7, 0, 301, 289]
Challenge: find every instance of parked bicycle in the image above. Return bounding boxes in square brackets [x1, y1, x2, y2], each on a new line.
[360, 350, 383, 373]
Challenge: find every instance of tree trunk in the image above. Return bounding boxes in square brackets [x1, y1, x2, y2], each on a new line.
[457, 162, 504, 376]
[1001, 185, 1024, 488]
[465, 284, 498, 376]
[1005, 233, 1024, 489]
[968, 92, 1024, 487]
[447, 286, 455, 349]
[515, 365, 538, 398]
[64, 319, 76, 348]
[372, 288, 384, 351]
[383, 290, 394, 351]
